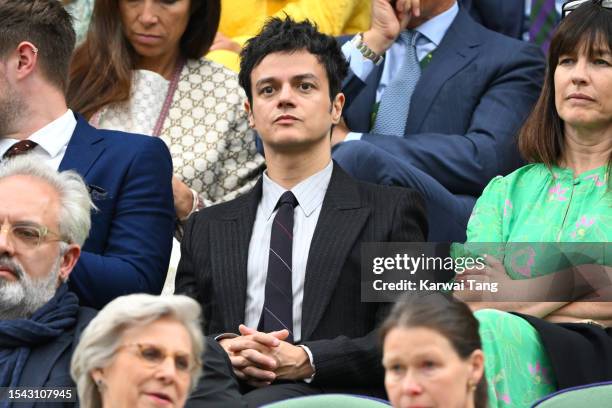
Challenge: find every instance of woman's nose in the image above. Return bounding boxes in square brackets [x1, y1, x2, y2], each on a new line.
[400, 371, 424, 396]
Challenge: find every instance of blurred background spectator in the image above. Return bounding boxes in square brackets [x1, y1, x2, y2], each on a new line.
[67, 0, 264, 224]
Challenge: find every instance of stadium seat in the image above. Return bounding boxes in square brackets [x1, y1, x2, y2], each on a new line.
[262, 394, 391, 407]
[531, 381, 612, 407]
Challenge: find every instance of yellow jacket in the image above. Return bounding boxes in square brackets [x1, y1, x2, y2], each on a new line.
[208, 0, 371, 71]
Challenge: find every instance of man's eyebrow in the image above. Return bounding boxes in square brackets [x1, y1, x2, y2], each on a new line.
[292, 73, 318, 81]
[255, 73, 319, 87]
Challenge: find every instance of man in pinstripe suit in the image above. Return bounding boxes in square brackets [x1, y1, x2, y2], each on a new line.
[176, 17, 427, 407]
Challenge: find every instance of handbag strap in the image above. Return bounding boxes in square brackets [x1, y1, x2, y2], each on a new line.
[152, 57, 186, 137]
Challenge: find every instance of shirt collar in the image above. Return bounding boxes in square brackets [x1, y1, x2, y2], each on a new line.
[261, 160, 333, 220]
[0, 109, 76, 159]
[415, 1, 459, 46]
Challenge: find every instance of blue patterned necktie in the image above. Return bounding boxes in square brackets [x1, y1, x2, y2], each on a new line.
[372, 30, 421, 136]
[258, 191, 298, 343]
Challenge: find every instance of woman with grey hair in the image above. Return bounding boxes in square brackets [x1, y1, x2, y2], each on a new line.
[71, 294, 204, 408]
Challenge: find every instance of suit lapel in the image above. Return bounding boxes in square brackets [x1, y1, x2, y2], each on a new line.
[406, 9, 481, 134]
[58, 114, 105, 176]
[344, 65, 385, 133]
[209, 180, 261, 332]
[301, 164, 370, 340]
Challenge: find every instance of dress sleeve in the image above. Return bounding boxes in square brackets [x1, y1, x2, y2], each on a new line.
[451, 175, 508, 262]
[466, 175, 508, 242]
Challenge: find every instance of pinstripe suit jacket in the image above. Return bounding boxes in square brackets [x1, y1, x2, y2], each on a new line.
[176, 163, 427, 392]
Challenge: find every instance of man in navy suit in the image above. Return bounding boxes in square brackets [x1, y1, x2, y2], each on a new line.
[331, 0, 545, 242]
[0, 0, 174, 309]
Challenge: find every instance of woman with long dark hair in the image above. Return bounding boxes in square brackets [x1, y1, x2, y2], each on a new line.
[68, 0, 263, 224]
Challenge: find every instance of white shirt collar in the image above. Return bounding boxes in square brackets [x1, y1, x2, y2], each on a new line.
[261, 160, 333, 219]
[0, 109, 76, 159]
[416, 1, 459, 46]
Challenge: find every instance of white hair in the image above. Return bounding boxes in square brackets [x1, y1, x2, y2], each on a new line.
[70, 294, 205, 408]
[0, 155, 94, 246]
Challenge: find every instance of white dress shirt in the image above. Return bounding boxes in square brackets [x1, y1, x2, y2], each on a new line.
[245, 161, 333, 343]
[0, 109, 76, 169]
[341, 2, 459, 140]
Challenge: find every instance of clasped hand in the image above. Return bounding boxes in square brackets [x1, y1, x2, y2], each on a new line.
[219, 325, 313, 388]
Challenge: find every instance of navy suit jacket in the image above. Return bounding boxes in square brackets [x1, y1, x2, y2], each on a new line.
[62, 115, 175, 309]
[341, 8, 545, 197]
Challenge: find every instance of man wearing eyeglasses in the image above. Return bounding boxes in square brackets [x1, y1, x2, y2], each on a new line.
[0, 156, 247, 407]
[0, 156, 97, 396]
[0, 0, 175, 309]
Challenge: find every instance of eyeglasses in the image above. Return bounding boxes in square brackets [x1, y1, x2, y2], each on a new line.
[118, 343, 200, 373]
[0, 221, 68, 250]
[562, 0, 612, 18]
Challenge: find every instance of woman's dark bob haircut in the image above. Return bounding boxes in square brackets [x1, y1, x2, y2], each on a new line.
[518, 1, 612, 167]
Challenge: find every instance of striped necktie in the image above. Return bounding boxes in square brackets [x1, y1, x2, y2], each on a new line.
[529, 0, 558, 53]
[2, 140, 38, 159]
[372, 30, 420, 136]
[259, 191, 298, 343]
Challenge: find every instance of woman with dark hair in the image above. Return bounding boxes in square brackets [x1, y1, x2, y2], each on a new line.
[68, 0, 264, 225]
[452, 1, 612, 405]
[380, 294, 487, 408]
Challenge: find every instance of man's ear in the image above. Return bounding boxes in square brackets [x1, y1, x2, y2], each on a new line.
[14, 41, 39, 80]
[58, 244, 81, 283]
[244, 100, 256, 129]
[330, 92, 345, 125]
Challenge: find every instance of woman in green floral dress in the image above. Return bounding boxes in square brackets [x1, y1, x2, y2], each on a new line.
[454, 2, 612, 406]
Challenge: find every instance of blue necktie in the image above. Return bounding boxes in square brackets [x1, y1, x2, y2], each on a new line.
[373, 30, 421, 136]
[259, 191, 298, 343]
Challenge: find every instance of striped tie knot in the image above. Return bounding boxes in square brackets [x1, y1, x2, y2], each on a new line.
[277, 191, 298, 209]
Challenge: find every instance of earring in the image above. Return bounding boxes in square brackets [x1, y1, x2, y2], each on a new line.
[467, 380, 477, 392]
[95, 378, 105, 391]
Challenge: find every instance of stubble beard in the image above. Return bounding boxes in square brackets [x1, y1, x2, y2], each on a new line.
[0, 79, 26, 137]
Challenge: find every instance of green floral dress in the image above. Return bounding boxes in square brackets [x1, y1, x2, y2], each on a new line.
[465, 164, 611, 407]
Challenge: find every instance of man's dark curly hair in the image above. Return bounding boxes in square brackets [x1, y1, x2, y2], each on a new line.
[238, 16, 348, 104]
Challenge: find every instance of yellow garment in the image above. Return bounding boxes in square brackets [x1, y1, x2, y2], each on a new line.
[208, 0, 371, 71]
